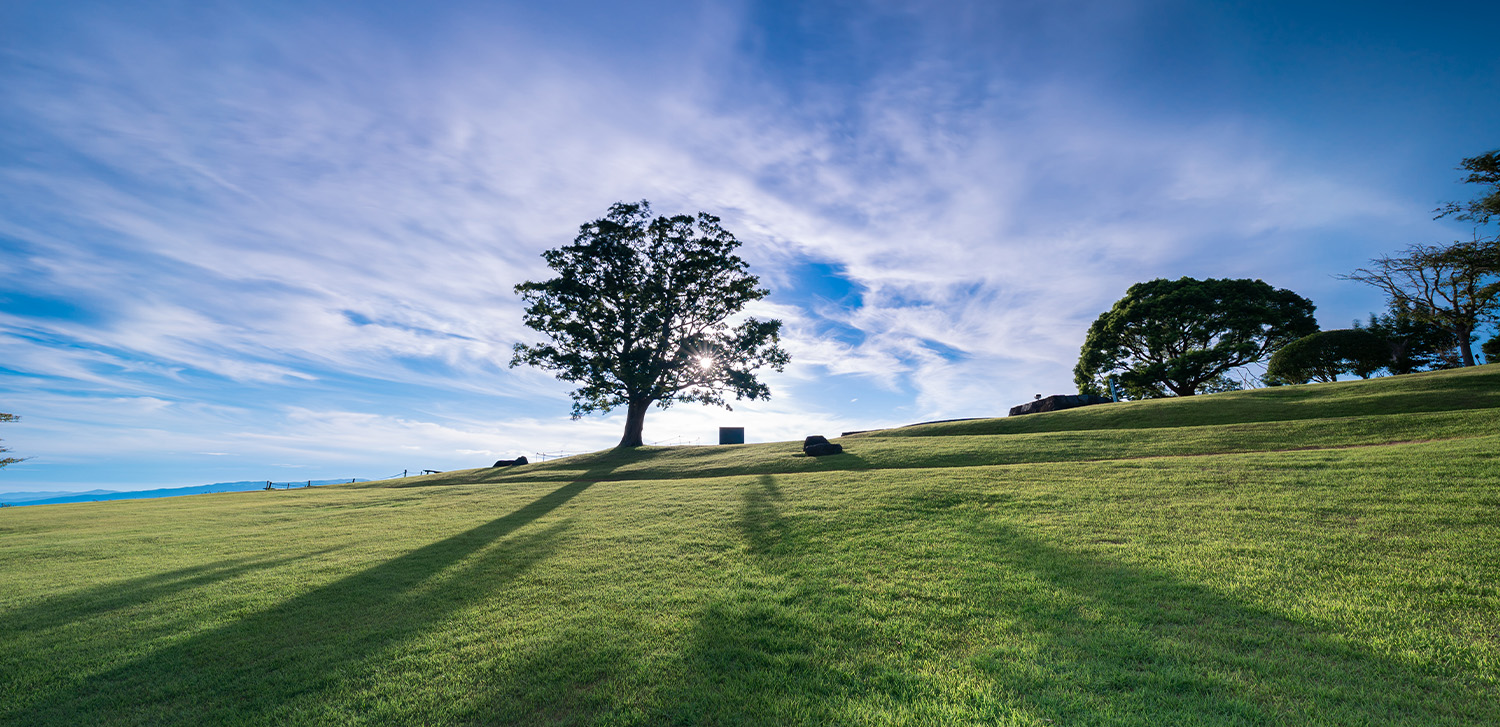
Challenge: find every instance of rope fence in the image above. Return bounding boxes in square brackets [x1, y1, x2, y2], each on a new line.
[261, 478, 364, 490]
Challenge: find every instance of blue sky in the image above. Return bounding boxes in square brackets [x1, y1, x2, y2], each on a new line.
[2, 0, 1497, 492]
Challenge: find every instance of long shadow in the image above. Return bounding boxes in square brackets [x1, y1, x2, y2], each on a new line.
[650, 478, 1495, 724]
[7, 479, 596, 725]
[0, 554, 332, 716]
[4, 553, 331, 634]
[382, 473, 849, 725]
[956, 519, 1497, 725]
[650, 474, 868, 725]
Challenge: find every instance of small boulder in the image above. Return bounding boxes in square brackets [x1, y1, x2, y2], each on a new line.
[803, 435, 844, 457]
[491, 456, 529, 467]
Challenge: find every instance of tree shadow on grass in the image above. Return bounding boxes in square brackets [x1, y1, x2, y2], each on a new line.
[6, 552, 335, 634]
[6, 479, 596, 726]
[649, 477, 1495, 725]
[381, 473, 845, 726]
[644, 474, 869, 725]
[0, 553, 334, 715]
[433, 473, 861, 726]
[955, 518, 1496, 725]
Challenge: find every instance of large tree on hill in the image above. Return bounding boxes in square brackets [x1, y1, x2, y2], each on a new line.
[1075, 277, 1318, 398]
[512, 201, 790, 448]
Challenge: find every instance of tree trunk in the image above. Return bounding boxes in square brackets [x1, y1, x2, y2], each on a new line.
[618, 398, 650, 448]
[1457, 325, 1477, 367]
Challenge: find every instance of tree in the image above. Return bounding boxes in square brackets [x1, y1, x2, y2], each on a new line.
[512, 201, 790, 447]
[1339, 239, 1498, 367]
[1075, 277, 1317, 398]
[1437, 149, 1500, 225]
[1482, 335, 1500, 364]
[1358, 306, 1461, 374]
[1, 413, 23, 469]
[1264, 329, 1389, 385]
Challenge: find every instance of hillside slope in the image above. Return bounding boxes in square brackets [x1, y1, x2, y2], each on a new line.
[395, 364, 1500, 486]
[2, 367, 1497, 726]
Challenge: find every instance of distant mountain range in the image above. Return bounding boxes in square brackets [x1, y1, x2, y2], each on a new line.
[0, 479, 365, 507]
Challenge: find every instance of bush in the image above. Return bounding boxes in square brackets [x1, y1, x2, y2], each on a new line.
[1265, 329, 1389, 385]
[1483, 336, 1500, 365]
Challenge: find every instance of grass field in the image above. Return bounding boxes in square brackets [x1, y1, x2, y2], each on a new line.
[2, 366, 1497, 725]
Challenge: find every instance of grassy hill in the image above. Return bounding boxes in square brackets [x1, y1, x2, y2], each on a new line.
[2, 366, 1497, 726]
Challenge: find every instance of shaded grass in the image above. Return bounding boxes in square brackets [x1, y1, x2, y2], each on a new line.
[2, 368, 1497, 725]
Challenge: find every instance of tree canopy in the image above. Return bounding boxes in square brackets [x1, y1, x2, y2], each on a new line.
[1264, 329, 1389, 385]
[1437, 149, 1500, 225]
[1359, 306, 1463, 374]
[1075, 277, 1317, 398]
[512, 201, 789, 447]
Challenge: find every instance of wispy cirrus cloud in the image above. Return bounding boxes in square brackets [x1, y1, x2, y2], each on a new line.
[1, 1, 1484, 491]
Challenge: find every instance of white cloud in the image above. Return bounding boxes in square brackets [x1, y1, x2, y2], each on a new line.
[0, 2, 1451, 490]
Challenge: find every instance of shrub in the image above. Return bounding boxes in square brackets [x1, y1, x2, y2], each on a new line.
[1265, 329, 1389, 385]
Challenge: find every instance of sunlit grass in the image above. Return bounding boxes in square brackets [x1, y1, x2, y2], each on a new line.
[2, 367, 1497, 725]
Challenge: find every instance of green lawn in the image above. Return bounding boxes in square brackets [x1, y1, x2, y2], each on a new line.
[2, 367, 1497, 725]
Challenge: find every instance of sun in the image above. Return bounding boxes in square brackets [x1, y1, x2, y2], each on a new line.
[695, 355, 715, 371]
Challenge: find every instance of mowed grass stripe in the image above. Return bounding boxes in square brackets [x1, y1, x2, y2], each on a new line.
[2, 429, 1496, 725]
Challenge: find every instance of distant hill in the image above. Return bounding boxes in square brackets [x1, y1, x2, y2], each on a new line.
[0, 489, 120, 504]
[0, 479, 364, 507]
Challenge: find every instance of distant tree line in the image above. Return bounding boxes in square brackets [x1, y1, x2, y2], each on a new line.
[1078, 149, 1499, 397]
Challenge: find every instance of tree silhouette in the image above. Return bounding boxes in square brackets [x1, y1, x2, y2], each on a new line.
[1075, 277, 1317, 398]
[513, 201, 789, 447]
